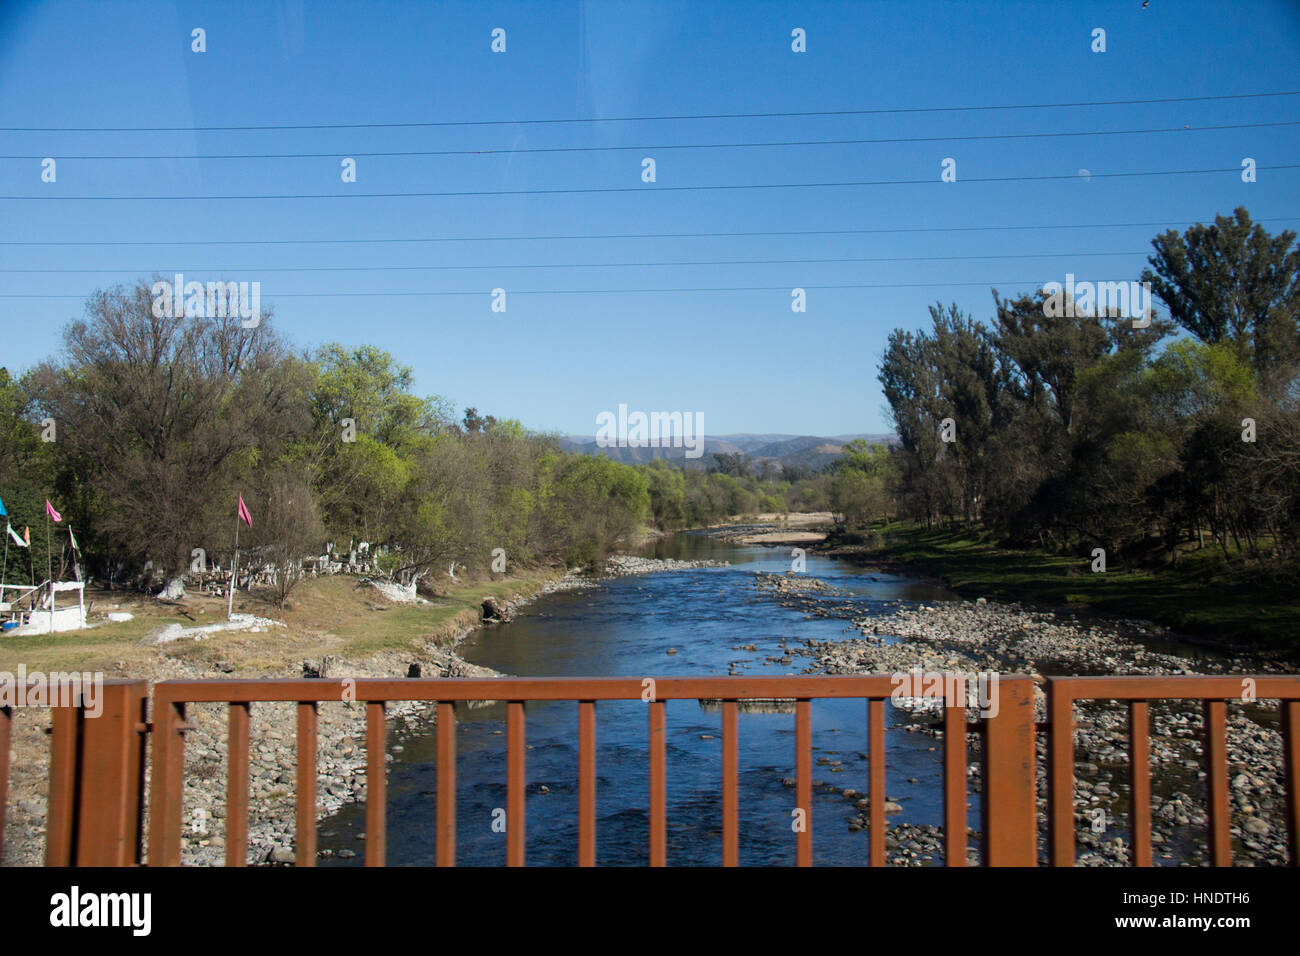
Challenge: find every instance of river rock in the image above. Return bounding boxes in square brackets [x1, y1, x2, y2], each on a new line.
[267, 846, 295, 864]
[481, 596, 513, 622]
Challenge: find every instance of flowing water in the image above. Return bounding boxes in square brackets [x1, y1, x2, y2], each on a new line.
[318, 533, 964, 866]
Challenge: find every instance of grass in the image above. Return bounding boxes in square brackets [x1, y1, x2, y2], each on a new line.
[0, 569, 562, 676]
[835, 521, 1300, 658]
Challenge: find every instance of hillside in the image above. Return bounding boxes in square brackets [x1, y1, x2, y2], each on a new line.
[561, 432, 897, 472]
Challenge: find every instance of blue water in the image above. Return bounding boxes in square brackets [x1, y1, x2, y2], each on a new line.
[318, 533, 968, 866]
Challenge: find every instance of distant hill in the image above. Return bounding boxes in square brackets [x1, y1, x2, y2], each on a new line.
[559, 432, 897, 473]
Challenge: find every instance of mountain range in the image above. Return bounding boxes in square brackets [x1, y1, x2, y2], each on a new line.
[558, 432, 898, 473]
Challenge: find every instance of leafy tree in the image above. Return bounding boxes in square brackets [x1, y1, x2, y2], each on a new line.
[1143, 208, 1300, 390]
[27, 282, 308, 589]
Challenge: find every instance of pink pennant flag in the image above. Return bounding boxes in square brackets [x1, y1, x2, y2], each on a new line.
[237, 495, 252, 528]
[45, 499, 61, 523]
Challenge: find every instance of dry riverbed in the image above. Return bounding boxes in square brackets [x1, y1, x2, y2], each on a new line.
[754, 571, 1294, 866]
[704, 512, 832, 546]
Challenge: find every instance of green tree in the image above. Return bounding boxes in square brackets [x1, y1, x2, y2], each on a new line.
[1143, 208, 1300, 390]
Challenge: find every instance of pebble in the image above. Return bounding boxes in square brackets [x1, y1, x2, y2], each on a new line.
[778, 576, 1293, 867]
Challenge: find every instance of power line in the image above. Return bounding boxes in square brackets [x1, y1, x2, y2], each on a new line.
[0, 280, 1114, 300]
[5, 164, 1294, 201]
[3, 217, 1296, 247]
[3, 91, 1295, 133]
[3, 120, 1295, 160]
[0, 251, 1152, 275]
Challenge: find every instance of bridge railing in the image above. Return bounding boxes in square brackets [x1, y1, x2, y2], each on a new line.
[5, 673, 1300, 866]
[1046, 675, 1300, 867]
[0, 679, 148, 866]
[147, 675, 1038, 866]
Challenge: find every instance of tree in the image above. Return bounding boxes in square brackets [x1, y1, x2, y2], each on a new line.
[0, 367, 58, 585]
[830, 441, 895, 527]
[547, 455, 649, 565]
[28, 282, 309, 589]
[1143, 208, 1300, 390]
[250, 465, 325, 606]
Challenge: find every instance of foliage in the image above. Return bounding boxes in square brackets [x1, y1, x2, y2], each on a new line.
[877, 211, 1300, 567]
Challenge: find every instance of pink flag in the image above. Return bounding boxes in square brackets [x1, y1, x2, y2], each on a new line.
[45, 500, 61, 523]
[237, 495, 252, 528]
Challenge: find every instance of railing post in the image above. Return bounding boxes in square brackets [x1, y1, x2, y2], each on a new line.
[0, 705, 10, 862]
[148, 690, 187, 866]
[648, 700, 666, 866]
[1284, 700, 1300, 867]
[982, 676, 1037, 866]
[795, 699, 812, 866]
[942, 678, 968, 867]
[295, 701, 318, 867]
[75, 681, 149, 865]
[437, 700, 458, 867]
[45, 704, 80, 866]
[1047, 680, 1075, 866]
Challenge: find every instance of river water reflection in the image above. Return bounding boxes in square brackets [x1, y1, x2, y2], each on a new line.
[319, 532, 966, 866]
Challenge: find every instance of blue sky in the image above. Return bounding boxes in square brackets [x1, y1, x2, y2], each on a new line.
[1, 0, 1298, 436]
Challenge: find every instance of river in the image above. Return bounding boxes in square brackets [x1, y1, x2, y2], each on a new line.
[317, 532, 964, 866]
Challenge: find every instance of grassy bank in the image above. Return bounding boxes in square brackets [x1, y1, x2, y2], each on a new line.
[0, 568, 564, 677]
[825, 522, 1300, 658]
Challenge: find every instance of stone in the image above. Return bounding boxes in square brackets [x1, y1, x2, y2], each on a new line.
[267, 846, 295, 864]
[482, 596, 513, 623]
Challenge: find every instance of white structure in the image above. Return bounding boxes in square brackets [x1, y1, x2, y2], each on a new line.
[3, 581, 88, 635]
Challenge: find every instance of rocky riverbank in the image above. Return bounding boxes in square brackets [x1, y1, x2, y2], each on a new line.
[753, 574, 1293, 866]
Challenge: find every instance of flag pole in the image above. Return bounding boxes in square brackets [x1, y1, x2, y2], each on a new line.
[228, 514, 240, 620]
[47, 512, 53, 631]
[0, 501, 6, 606]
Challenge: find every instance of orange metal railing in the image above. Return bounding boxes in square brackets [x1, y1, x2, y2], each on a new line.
[4, 673, 1299, 867]
[0, 680, 148, 866]
[146, 675, 1037, 867]
[1046, 675, 1300, 867]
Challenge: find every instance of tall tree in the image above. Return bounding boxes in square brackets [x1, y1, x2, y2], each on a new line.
[28, 282, 309, 587]
[1142, 208, 1300, 390]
